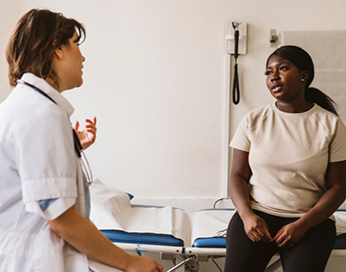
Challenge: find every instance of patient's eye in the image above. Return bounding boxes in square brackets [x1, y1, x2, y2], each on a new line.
[265, 70, 272, 76]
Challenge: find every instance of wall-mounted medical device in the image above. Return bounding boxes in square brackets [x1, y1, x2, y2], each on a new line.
[226, 22, 247, 55]
[226, 22, 247, 105]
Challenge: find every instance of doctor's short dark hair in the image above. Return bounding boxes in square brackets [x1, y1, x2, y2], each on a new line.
[267, 45, 338, 116]
[6, 9, 86, 88]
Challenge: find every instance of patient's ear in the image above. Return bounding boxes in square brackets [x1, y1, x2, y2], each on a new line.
[302, 71, 309, 82]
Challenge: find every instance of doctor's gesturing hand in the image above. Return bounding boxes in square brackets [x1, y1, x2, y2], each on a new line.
[74, 116, 97, 150]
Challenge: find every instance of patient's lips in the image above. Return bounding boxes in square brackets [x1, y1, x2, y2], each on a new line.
[271, 83, 283, 93]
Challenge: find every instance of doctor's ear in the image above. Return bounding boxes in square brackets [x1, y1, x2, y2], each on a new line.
[53, 46, 64, 60]
[52, 39, 63, 60]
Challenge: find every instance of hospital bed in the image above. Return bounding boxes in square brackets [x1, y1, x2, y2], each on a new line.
[99, 213, 346, 272]
[90, 179, 346, 272]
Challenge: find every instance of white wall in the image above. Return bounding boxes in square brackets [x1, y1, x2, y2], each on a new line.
[1, 0, 346, 209]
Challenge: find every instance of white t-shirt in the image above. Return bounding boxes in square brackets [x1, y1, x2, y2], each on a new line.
[0, 73, 88, 271]
[230, 102, 346, 218]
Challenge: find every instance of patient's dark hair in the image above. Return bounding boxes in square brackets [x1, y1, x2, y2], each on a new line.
[266, 45, 338, 115]
[6, 9, 86, 88]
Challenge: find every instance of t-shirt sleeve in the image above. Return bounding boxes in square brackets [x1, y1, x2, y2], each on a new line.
[17, 109, 78, 220]
[329, 118, 346, 163]
[230, 114, 251, 152]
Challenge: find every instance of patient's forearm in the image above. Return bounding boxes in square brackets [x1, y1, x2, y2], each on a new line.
[298, 161, 346, 231]
[298, 184, 346, 231]
[229, 177, 253, 218]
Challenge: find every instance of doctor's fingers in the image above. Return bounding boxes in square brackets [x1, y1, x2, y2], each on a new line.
[85, 117, 97, 126]
[130, 256, 163, 272]
[74, 121, 80, 131]
[85, 120, 97, 131]
[85, 126, 97, 134]
[155, 262, 164, 272]
[148, 261, 163, 272]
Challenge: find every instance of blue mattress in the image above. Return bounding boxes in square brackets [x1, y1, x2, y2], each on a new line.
[193, 237, 226, 248]
[101, 229, 184, 247]
[101, 230, 346, 249]
[193, 234, 346, 249]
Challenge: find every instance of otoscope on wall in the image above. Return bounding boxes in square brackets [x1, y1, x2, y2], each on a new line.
[225, 22, 247, 105]
[231, 22, 240, 105]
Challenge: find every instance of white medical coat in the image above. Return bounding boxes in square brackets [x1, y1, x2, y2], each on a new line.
[0, 73, 89, 271]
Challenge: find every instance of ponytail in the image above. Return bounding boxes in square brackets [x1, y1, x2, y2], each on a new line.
[305, 87, 338, 116]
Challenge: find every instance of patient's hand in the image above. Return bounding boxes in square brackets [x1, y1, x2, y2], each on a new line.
[243, 213, 273, 243]
[74, 117, 97, 150]
[274, 221, 307, 248]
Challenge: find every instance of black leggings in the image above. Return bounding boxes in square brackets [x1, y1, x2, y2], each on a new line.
[224, 210, 336, 272]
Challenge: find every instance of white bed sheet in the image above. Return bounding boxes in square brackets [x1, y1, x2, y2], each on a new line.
[90, 179, 190, 243]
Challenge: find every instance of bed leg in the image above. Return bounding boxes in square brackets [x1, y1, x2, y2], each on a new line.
[166, 255, 199, 272]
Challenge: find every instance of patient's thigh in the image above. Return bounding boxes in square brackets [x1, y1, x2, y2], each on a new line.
[279, 219, 336, 272]
[88, 259, 123, 272]
[224, 211, 278, 272]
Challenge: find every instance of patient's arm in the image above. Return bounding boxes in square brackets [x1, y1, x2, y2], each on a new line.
[229, 149, 272, 243]
[48, 205, 163, 272]
[229, 149, 252, 218]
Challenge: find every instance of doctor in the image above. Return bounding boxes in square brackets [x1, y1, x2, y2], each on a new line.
[0, 8, 163, 272]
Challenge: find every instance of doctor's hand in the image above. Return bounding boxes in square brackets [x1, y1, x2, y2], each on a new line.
[242, 212, 273, 243]
[127, 255, 163, 272]
[74, 117, 97, 150]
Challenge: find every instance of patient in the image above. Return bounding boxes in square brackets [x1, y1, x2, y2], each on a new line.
[224, 45, 346, 272]
[0, 9, 163, 272]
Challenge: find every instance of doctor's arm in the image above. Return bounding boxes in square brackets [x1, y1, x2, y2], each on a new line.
[47, 205, 163, 272]
[274, 160, 346, 248]
[229, 148, 272, 242]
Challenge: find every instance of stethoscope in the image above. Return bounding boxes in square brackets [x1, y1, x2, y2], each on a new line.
[17, 79, 93, 187]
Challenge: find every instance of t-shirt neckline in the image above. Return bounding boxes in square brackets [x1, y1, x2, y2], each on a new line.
[271, 102, 317, 117]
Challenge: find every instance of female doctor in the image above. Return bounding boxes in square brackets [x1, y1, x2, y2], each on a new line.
[0, 8, 163, 272]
